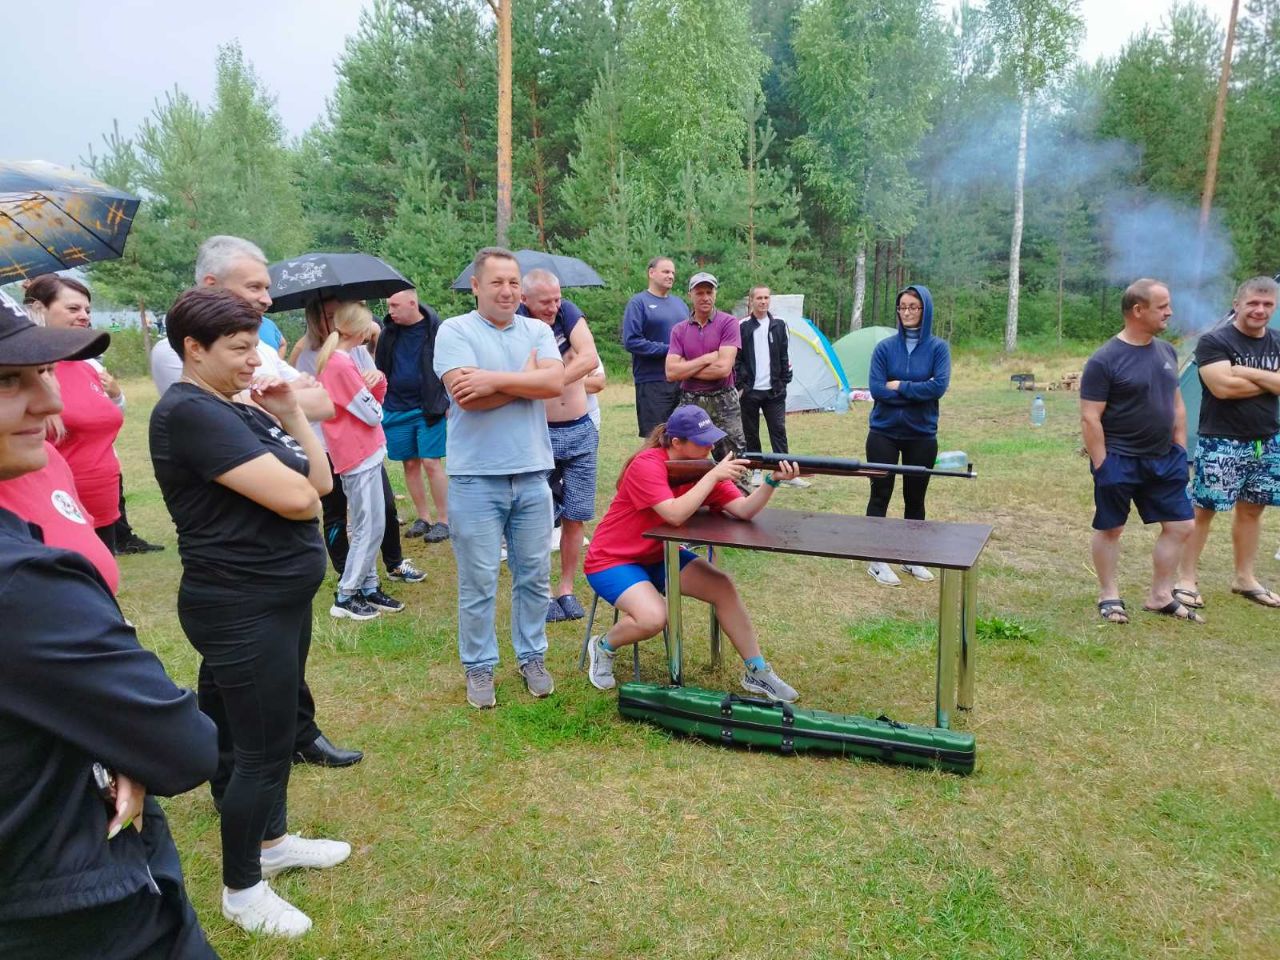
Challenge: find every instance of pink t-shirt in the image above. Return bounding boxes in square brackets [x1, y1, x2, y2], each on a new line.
[667, 310, 742, 392]
[0, 443, 121, 594]
[53, 360, 123, 527]
[584, 446, 741, 574]
[318, 350, 387, 474]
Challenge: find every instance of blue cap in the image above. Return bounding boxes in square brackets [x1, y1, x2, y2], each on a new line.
[666, 404, 726, 446]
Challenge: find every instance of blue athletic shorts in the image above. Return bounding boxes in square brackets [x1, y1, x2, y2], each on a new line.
[586, 548, 699, 606]
[383, 408, 445, 462]
[1191, 433, 1280, 511]
[1091, 445, 1193, 530]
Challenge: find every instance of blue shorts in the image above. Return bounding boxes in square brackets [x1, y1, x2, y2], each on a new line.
[1191, 433, 1280, 511]
[383, 408, 445, 461]
[1091, 445, 1193, 530]
[549, 415, 599, 522]
[586, 548, 699, 606]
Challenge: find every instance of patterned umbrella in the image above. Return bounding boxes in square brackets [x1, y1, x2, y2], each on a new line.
[265, 252, 414, 312]
[0, 161, 140, 283]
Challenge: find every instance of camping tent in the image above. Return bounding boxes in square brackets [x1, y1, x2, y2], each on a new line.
[832, 326, 896, 389]
[747, 294, 851, 412]
[1179, 281, 1280, 456]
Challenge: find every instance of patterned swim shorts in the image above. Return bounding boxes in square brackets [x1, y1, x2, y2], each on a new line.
[548, 415, 599, 522]
[1191, 433, 1280, 511]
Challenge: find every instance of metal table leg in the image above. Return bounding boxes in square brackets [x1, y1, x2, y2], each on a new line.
[936, 568, 962, 729]
[707, 544, 721, 668]
[958, 567, 977, 711]
[665, 539, 684, 686]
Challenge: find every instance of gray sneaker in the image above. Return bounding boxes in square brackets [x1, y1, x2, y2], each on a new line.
[465, 667, 496, 709]
[586, 634, 617, 690]
[519, 658, 555, 698]
[741, 665, 799, 703]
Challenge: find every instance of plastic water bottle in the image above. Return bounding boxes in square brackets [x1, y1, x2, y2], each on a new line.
[834, 390, 850, 414]
[935, 450, 968, 470]
[1030, 394, 1046, 427]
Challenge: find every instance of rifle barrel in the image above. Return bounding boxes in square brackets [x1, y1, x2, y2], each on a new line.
[664, 452, 976, 483]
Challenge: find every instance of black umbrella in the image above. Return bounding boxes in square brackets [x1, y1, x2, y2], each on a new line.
[266, 252, 413, 313]
[450, 249, 604, 290]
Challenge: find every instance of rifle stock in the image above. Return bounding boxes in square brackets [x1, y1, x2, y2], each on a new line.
[665, 452, 976, 486]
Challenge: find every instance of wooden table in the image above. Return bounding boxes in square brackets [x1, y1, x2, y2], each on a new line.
[644, 509, 993, 729]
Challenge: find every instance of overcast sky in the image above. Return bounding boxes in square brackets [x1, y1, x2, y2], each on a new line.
[1, 0, 1242, 170]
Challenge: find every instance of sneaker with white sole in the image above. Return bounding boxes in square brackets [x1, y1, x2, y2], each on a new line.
[387, 560, 426, 583]
[466, 667, 496, 708]
[330, 593, 380, 620]
[260, 834, 352, 878]
[222, 882, 312, 938]
[866, 561, 902, 586]
[901, 564, 935, 582]
[360, 588, 405, 612]
[587, 634, 617, 690]
[741, 664, 799, 703]
[749, 469, 764, 488]
[520, 658, 555, 698]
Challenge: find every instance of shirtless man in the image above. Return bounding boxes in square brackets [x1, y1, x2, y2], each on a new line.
[517, 269, 602, 622]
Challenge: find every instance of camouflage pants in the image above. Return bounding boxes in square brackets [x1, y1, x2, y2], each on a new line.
[680, 386, 748, 461]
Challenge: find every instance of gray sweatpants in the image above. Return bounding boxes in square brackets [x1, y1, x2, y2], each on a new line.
[337, 460, 386, 599]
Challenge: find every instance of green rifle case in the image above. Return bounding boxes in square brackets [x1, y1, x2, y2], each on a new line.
[618, 682, 975, 775]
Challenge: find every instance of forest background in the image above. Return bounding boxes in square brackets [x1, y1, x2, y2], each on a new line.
[73, 0, 1280, 370]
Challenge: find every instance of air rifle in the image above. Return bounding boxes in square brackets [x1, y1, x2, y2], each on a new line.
[665, 451, 976, 485]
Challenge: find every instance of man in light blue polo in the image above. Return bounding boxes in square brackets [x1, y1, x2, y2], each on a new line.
[434, 247, 565, 708]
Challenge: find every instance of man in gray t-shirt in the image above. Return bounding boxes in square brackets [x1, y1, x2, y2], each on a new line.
[434, 248, 564, 708]
[1079, 279, 1196, 625]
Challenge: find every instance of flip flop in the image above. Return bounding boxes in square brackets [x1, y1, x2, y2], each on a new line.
[1097, 598, 1128, 624]
[1172, 587, 1204, 609]
[1143, 600, 1205, 624]
[1231, 586, 1280, 608]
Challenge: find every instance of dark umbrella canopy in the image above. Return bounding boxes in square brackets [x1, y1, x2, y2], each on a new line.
[0, 160, 140, 283]
[451, 249, 604, 290]
[266, 252, 414, 313]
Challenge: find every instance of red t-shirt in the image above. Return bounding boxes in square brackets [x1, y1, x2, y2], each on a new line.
[319, 351, 388, 474]
[584, 446, 741, 574]
[53, 360, 123, 528]
[0, 443, 121, 594]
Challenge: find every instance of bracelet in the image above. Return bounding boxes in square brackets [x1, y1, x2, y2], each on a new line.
[764, 475, 782, 488]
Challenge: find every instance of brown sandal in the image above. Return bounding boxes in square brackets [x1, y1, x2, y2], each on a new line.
[1143, 600, 1205, 624]
[1098, 599, 1128, 624]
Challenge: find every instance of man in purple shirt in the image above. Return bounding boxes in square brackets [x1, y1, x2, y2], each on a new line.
[666, 272, 748, 462]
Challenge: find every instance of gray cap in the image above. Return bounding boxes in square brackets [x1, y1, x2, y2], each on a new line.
[687, 271, 719, 291]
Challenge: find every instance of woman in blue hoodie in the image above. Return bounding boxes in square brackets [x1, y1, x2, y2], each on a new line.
[864, 285, 951, 586]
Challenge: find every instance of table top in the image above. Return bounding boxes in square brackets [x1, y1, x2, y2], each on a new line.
[644, 508, 993, 570]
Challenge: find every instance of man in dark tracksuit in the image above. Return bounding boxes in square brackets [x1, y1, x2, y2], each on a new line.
[0, 303, 219, 959]
[735, 285, 794, 457]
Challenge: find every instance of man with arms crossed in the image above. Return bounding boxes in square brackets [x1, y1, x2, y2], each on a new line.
[1080, 279, 1197, 624]
[623, 256, 686, 437]
[1175, 276, 1280, 610]
[434, 249, 565, 708]
[517, 269, 601, 622]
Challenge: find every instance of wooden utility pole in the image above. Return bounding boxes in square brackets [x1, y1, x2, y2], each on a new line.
[488, 0, 513, 246]
[1199, 0, 1240, 241]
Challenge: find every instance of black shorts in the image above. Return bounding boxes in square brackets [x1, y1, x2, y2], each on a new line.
[1091, 445, 1194, 530]
[635, 380, 680, 438]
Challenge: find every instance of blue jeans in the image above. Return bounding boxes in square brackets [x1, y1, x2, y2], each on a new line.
[449, 471, 553, 671]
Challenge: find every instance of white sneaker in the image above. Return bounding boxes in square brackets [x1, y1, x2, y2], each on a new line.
[901, 564, 935, 582]
[550, 526, 562, 552]
[500, 539, 508, 563]
[260, 834, 351, 879]
[781, 477, 811, 489]
[1275, 545, 1280, 561]
[866, 561, 902, 586]
[222, 882, 312, 938]
[750, 469, 763, 488]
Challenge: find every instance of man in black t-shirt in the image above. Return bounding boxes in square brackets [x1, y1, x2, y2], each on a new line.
[1080, 279, 1197, 624]
[1175, 276, 1280, 610]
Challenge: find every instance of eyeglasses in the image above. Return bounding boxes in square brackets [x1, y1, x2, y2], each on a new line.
[897, 305, 922, 314]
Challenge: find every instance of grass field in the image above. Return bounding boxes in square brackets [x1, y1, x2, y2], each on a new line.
[109, 349, 1279, 959]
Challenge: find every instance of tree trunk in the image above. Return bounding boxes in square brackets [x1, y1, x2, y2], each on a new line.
[1057, 249, 1065, 343]
[896, 236, 905, 288]
[1197, 0, 1240, 286]
[1004, 92, 1030, 353]
[884, 240, 895, 324]
[850, 238, 866, 332]
[493, 0, 513, 246]
[140, 299, 150, 356]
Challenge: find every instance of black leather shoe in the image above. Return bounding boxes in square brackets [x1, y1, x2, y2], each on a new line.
[293, 734, 364, 768]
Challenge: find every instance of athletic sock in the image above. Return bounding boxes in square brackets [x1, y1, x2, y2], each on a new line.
[224, 881, 267, 908]
[744, 655, 767, 672]
[600, 637, 616, 653]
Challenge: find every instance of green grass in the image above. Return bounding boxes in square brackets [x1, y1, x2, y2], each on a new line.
[108, 347, 1280, 958]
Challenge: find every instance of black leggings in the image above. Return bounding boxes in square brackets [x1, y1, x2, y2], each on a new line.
[865, 430, 938, 521]
[321, 458, 402, 572]
[179, 581, 315, 889]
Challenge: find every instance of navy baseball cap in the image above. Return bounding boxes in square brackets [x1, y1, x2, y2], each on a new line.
[666, 404, 726, 446]
[0, 293, 108, 365]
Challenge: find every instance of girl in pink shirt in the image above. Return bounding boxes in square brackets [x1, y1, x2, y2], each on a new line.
[316, 303, 403, 620]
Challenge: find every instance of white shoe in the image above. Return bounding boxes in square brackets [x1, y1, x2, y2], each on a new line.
[781, 477, 811, 489]
[1275, 545, 1280, 561]
[260, 834, 352, 879]
[550, 526, 562, 552]
[866, 561, 902, 586]
[901, 564, 935, 582]
[222, 882, 312, 938]
[750, 469, 763, 488]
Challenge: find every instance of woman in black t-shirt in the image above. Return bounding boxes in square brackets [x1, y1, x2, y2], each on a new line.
[149, 289, 348, 939]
